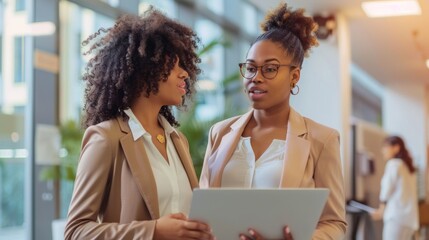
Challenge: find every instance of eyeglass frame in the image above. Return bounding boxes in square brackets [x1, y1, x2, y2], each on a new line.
[238, 62, 299, 80]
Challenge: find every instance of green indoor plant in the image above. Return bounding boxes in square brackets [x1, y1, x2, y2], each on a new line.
[39, 120, 83, 183]
[178, 38, 244, 177]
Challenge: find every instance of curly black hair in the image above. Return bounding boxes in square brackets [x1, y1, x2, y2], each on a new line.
[255, 3, 318, 68]
[81, 8, 201, 128]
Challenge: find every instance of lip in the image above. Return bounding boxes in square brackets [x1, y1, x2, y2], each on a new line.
[247, 86, 267, 100]
[178, 82, 187, 95]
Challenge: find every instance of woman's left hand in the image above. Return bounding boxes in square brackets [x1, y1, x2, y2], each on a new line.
[239, 226, 293, 240]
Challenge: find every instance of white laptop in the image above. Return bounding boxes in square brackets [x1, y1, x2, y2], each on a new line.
[189, 188, 329, 240]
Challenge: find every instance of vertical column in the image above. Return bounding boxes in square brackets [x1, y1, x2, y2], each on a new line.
[32, 0, 59, 239]
[426, 86, 429, 202]
[337, 13, 352, 199]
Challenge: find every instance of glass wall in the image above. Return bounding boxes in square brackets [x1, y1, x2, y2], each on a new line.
[59, 0, 115, 218]
[194, 18, 225, 121]
[0, 0, 29, 239]
[60, 1, 114, 124]
[139, 0, 176, 17]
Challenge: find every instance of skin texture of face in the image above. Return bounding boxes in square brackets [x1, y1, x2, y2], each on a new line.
[244, 40, 300, 111]
[152, 59, 189, 106]
[382, 144, 400, 161]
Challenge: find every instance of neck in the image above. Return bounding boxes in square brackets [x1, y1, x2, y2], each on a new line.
[253, 105, 290, 128]
[131, 97, 162, 129]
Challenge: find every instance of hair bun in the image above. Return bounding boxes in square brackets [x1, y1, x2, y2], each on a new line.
[261, 3, 318, 54]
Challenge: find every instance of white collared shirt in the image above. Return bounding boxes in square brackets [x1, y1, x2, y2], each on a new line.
[221, 136, 285, 188]
[124, 109, 192, 217]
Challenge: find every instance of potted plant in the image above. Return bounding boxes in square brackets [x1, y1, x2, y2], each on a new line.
[39, 120, 83, 240]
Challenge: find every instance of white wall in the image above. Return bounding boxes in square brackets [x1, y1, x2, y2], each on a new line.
[383, 83, 427, 164]
[290, 14, 352, 199]
[290, 40, 341, 131]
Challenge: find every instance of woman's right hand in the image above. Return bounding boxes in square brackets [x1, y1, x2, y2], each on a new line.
[239, 226, 293, 240]
[154, 213, 213, 240]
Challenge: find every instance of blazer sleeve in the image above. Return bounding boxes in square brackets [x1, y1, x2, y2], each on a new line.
[199, 125, 215, 188]
[64, 125, 156, 240]
[312, 130, 347, 240]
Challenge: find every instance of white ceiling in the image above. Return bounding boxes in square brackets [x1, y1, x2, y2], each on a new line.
[248, 0, 429, 86]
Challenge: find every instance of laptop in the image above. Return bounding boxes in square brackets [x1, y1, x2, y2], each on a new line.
[189, 188, 329, 240]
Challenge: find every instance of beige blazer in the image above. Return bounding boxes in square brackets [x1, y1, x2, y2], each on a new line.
[200, 108, 347, 240]
[65, 117, 199, 240]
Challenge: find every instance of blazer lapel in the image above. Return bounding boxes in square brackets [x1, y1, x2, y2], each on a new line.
[171, 133, 199, 189]
[210, 111, 253, 187]
[117, 118, 160, 219]
[280, 108, 311, 188]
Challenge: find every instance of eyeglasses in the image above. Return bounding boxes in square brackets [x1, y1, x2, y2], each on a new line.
[238, 63, 297, 80]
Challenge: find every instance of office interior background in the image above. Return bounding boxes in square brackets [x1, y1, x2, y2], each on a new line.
[0, 0, 428, 239]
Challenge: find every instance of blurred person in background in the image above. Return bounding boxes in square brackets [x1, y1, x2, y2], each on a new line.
[371, 135, 419, 240]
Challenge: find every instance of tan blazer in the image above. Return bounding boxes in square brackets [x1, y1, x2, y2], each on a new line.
[65, 117, 199, 240]
[200, 108, 347, 240]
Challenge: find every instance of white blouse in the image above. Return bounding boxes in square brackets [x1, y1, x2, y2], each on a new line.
[380, 158, 419, 230]
[221, 136, 285, 188]
[124, 109, 192, 217]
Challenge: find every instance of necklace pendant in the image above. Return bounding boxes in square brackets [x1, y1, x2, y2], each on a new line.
[156, 134, 165, 143]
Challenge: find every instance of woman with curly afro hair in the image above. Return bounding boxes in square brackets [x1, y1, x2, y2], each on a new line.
[200, 3, 346, 240]
[65, 8, 213, 240]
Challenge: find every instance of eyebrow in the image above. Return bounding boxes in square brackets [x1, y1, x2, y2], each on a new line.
[245, 58, 280, 63]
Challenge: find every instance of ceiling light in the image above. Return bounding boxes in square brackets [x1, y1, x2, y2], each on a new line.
[362, 0, 421, 18]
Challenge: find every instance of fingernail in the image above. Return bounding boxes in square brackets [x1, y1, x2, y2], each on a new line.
[249, 229, 255, 235]
[286, 227, 291, 234]
[239, 235, 246, 240]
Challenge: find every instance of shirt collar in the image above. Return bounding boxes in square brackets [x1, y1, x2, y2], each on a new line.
[124, 108, 178, 141]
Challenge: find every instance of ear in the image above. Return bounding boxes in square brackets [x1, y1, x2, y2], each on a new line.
[290, 67, 301, 85]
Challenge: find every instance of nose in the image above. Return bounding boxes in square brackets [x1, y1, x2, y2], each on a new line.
[251, 70, 263, 83]
[179, 67, 189, 79]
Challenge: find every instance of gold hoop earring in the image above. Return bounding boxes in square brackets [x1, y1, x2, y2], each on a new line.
[290, 84, 300, 95]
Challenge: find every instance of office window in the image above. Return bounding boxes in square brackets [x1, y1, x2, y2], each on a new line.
[60, 1, 114, 124]
[241, 1, 259, 35]
[351, 77, 382, 125]
[14, 37, 23, 83]
[195, 18, 224, 121]
[100, 0, 119, 7]
[59, 1, 114, 217]
[0, 2, 28, 239]
[0, 36, 3, 108]
[15, 0, 25, 12]
[199, 0, 224, 15]
[139, 0, 176, 17]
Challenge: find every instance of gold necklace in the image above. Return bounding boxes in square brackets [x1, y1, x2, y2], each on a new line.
[156, 134, 165, 144]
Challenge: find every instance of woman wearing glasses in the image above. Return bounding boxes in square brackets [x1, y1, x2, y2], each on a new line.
[200, 3, 346, 240]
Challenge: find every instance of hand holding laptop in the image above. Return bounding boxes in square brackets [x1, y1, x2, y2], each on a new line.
[239, 226, 293, 240]
[154, 213, 214, 240]
[189, 188, 329, 240]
